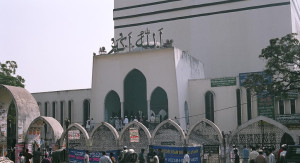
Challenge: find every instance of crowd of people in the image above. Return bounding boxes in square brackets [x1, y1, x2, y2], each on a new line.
[230, 144, 288, 163]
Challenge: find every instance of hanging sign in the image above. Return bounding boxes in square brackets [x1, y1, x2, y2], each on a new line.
[68, 130, 80, 140]
[129, 128, 139, 142]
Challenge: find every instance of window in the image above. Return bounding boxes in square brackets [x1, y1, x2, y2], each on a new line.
[205, 91, 214, 122]
[60, 101, 64, 126]
[246, 89, 252, 120]
[291, 99, 296, 114]
[52, 102, 56, 118]
[68, 100, 72, 122]
[44, 102, 48, 116]
[279, 100, 284, 114]
[236, 89, 241, 126]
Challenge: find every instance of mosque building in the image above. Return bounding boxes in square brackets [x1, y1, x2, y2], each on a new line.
[30, 0, 300, 149]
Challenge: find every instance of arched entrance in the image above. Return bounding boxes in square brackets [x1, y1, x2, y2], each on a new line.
[104, 90, 121, 122]
[150, 87, 168, 124]
[119, 121, 151, 154]
[187, 119, 223, 163]
[280, 133, 295, 145]
[124, 69, 147, 121]
[229, 116, 298, 150]
[0, 85, 40, 157]
[60, 123, 89, 150]
[152, 119, 185, 147]
[90, 122, 119, 151]
[26, 116, 63, 151]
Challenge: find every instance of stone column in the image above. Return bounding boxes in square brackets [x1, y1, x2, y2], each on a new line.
[121, 102, 124, 118]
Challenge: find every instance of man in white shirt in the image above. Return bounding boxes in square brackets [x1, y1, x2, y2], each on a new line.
[123, 116, 128, 126]
[249, 147, 259, 163]
[99, 151, 112, 163]
[183, 149, 190, 163]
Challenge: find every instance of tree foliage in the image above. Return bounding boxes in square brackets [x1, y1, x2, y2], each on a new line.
[243, 33, 300, 97]
[0, 61, 25, 87]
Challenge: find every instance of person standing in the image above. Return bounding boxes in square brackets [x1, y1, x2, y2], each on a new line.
[153, 151, 159, 163]
[33, 148, 42, 163]
[249, 147, 259, 163]
[183, 149, 190, 163]
[84, 150, 90, 163]
[157, 148, 165, 163]
[123, 116, 128, 126]
[86, 118, 91, 132]
[99, 151, 112, 163]
[109, 152, 116, 163]
[242, 145, 249, 163]
[90, 118, 95, 131]
[23, 148, 33, 163]
[139, 148, 145, 163]
[267, 148, 276, 163]
[234, 149, 240, 163]
[255, 149, 267, 163]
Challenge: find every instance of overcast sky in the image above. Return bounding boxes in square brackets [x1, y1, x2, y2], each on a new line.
[0, 0, 114, 93]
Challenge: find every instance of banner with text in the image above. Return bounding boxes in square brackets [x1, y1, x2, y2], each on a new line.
[68, 149, 119, 163]
[152, 146, 201, 163]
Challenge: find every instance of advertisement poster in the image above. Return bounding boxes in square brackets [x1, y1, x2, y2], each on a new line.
[152, 146, 201, 163]
[129, 128, 139, 142]
[69, 130, 80, 140]
[68, 149, 119, 163]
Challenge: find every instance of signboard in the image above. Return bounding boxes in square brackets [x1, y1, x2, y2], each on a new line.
[129, 128, 139, 142]
[68, 130, 80, 140]
[68, 149, 119, 163]
[257, 95, 275, 119]
[276, 114, 300, 129]
[211, 77, 236, 87]
[203, 145, 219, 154]
[152, 145, 201, 163]
[239, 72, 271, 86]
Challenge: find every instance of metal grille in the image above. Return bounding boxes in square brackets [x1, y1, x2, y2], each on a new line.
[119, 123, 150, 154]
[152, 122, 184, 147]
[229, 121, 286, 150]
[90, 125, 118, 151]
[68, 126, 87, 150]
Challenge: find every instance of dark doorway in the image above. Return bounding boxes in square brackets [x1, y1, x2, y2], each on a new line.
[124, 69, 147, 121]
[150, 87, 168, 122]
[280, 133, 295, 145]
[104, 90, 121, 122]
[83, 99, 90, 127]
[7, 102, 16, 150]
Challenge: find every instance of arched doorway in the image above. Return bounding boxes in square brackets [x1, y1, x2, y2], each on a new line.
[124, 69, 147, 121]
[205, 91, 214, 122]
[83, 99, 90, 127]
[7, 102, 16, 150]
[104, 90, 121, 122]
[150, 87, 168, 123]
[280, 133, 295, 145]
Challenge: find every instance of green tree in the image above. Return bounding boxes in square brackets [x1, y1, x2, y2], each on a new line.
[0, 61, 25, 87]
[243, 33, 300, 97]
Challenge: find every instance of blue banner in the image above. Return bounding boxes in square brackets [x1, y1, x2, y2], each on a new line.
[152, 146, 201, 163]
[68, 149, 119, 163]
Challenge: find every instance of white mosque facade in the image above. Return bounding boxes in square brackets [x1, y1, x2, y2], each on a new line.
[32, 0, 300, 146]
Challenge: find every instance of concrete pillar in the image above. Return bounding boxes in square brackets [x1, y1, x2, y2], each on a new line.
[121, 102, 124, 118]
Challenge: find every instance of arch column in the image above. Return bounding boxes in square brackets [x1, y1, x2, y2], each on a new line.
[121, 102, 124, 118]
[147, 100, 150, 121]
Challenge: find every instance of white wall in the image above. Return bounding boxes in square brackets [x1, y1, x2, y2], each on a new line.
[114, 0, 292, 79]
[188, 78, 240, 132]
[32, 89, 91, 126]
